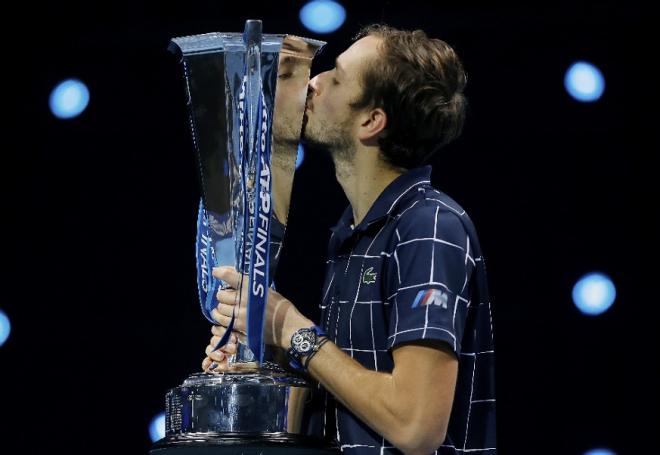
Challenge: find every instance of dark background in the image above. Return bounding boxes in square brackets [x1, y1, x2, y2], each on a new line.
[1, 1, 656, 454]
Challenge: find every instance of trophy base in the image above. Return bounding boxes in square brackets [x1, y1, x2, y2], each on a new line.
[150, 433, 340, 454]
[162, 362, 324, 441]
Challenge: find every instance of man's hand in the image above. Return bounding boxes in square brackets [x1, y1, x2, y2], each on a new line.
[201, 331, 241, 373]
[208, 266, 313, 351]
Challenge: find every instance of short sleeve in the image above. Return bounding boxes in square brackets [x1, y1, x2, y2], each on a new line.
[385, 205, 474, 355]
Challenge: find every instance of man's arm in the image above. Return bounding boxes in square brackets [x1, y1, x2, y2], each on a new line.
[287, 322, 458, 455]
[209, 266, 458, 454]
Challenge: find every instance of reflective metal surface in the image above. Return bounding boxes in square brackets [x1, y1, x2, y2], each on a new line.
[170, 23, 324, 367]
[271, 35, 323, 228]
[162, 23, 329, 449]
[165, 364, 309, 435]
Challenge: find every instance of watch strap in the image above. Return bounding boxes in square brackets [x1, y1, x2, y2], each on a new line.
[287, 325, 327, 372]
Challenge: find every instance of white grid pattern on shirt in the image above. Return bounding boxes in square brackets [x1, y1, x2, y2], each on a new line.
[318, 179, 495, 454]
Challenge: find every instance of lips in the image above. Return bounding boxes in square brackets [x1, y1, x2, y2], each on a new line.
[305, 91, 313, 112]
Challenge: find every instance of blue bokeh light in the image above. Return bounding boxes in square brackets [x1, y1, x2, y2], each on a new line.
[584, 449, 616, 455]
[49, 79, 90, 119]
[296, 144, 305, 169]
[564, 61, 605, 102]
[572, 272, 616, 316]
[149, 412, 166, 442]
[0, 310, 10, 347]
[300, 1, 346, 34]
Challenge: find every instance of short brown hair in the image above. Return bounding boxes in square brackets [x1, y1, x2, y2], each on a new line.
[351, 24, 468, 169]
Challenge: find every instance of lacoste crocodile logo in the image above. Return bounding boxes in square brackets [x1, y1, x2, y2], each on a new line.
[362, 267, 377, 284]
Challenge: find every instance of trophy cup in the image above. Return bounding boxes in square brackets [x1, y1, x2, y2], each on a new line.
[150, 20, 338, 454]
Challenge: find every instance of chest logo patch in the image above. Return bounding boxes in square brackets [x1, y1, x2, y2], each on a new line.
[362, 267, 377, 285]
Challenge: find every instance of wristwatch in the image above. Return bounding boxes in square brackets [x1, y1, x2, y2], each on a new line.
[286, 325, 327, 372]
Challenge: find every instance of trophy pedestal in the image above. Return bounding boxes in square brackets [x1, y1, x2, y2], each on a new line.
[150, 434, 339, 455]
[151, 362, 339, 454]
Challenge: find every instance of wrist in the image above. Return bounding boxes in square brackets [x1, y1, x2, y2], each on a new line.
[285, 324, 328, 373]
[281, 315, 315, 350]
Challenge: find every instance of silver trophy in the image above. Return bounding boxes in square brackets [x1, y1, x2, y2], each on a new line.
[151, 20, 337, 454]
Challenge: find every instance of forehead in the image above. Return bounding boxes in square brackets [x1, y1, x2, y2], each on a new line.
[337, 35, 382, 74]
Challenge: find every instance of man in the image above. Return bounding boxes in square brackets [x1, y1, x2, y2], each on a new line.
[202, 25, 497, 455]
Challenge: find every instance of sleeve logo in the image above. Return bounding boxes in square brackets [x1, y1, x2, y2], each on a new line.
[411, 289, 448, 309]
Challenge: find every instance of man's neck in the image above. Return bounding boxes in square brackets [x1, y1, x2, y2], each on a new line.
[333, 145, 404, 228]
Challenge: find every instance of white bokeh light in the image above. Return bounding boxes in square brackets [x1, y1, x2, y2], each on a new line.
[49, 79, 90, 119]
[149, 412, 166, 442]
[0, 309, 10, 347]
[296, 144, 305, 169]
[565, 61, 605, 102]
[572, 272, 616, 316]
[300, 1, 346, 34]
[584, 449, 616, 455]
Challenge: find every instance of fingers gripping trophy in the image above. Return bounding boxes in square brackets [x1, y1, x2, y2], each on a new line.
[151, 20, 338, 454]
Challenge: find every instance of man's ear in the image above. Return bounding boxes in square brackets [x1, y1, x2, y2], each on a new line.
[357, 107, 387, 143]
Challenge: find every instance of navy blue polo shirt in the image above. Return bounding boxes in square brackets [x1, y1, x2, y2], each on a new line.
[304, 165, 497, 454]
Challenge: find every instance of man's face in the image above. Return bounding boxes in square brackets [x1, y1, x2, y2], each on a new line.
[273, 56, 310, 147]
[272, 36, 316, 150]
[302, 35, 381, 160]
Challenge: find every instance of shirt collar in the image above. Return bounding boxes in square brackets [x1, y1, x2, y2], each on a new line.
[331, 165, 433, 235]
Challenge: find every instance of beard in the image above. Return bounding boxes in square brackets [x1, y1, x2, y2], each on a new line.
[301, 111, 356, 164]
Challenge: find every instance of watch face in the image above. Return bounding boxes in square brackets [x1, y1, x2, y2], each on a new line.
[292, 328, 316, 355]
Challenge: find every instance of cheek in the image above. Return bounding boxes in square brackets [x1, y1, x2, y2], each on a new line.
[326, 100, 350, 123]
[320, 96, 340, 116]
